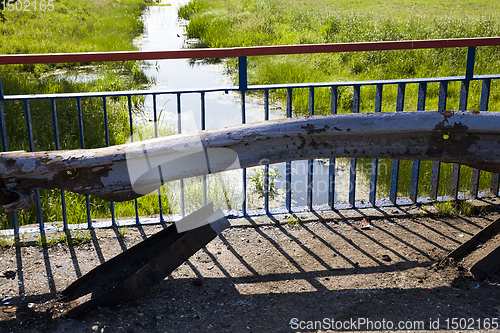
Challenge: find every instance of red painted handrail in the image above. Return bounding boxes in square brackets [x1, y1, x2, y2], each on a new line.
[0, 37, 500, 65]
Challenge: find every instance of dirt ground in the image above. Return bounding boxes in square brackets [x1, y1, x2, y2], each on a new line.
[1, 205, 500, 333]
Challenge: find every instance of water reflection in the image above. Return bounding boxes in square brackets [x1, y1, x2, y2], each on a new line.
[134, 0, 370, 213]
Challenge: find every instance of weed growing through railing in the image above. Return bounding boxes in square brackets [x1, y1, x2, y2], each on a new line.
[36, 230, 93, 247]
[434, 200, 459, 217]
[0, 235, 13, 248]
[457, 200, 484, 217]
[249, 167, 282, 200]
[116, 226, 129, 238]
[433, 199, 484, 217]
[287, 213, 300, 226]
[419, 204, 429, 217]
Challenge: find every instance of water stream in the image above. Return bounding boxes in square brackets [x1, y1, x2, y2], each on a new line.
[134, 0, 369, 213]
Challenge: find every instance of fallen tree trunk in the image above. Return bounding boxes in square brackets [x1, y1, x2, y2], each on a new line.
[1, 110, 499, 213]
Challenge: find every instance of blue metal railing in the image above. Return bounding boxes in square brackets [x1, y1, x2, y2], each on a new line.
[0, 38, 500, 239]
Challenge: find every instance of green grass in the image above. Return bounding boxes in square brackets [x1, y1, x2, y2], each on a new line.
[434, 199, 458, 217]
[1, 0, 151, 55]
[433, 199, 484, 217]
[0, 234, 14, 248]
[179, 0, 500, 199]
[249, 167, 282, 200]
[179, 0, 500, 114]
[36, 229, 94, 246]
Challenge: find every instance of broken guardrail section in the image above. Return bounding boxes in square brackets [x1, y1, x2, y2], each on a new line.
[1, 111, 500, 213]
[61, 203, 228, 318]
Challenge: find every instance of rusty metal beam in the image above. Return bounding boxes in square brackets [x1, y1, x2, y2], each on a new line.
[2, 37, 500, 65]
[1, 111, 500, 213]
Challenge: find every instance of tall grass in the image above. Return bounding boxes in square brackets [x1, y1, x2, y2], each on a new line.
[179, 0, 500, 200]
[180, 0, 500, 114]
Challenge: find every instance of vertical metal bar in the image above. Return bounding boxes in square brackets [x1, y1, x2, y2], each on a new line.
[0, 78, 19, 238]
[50, 99, 68, 231]
[459, 81, 470, 111]
[451, 48, 476, 200]
[264, 89, 270, 214]
[369, 84, 383, 206]
[126, 95, 140, 225]
[476, 79, 495, 198]
[176, 93, 185, 217]
[241, 90, 247, 215]
[328, 86, 337, 209]
[430, 81, 448, 200]
[389, 83, 405, 205]
[349, 85, 360, 207]
[0, 76, 6, 147]
[151, 94, 164, 223]
[238, 56, 248, 92]
[201, 92, 207, 207]
[102, 97, 111, 147]
[492, 174, 500, 197]
[24, 100, 45, 236]
[410, 82, 427, 203]
[307, 87, 314, 211]
[76, 98, 92, 229]
[449, 164, 461, 200]
[102, 97, 117, 227]
[286, 88, 292, 212]
[480, 79, 491, 112]
[0, 102, 6, 151]
[459, 47, 475, 110]
[76, 98, 85, 148]
[24, 101, 36, 152]
[0, 73, 3, 101]
[470, 169, 480, 198]
[465, 47, 476, 80]
[472, 78, 492, 198]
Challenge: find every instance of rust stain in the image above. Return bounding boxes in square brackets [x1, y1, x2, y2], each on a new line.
[426, 121, 477, 158]
[300, 123, 330, 134]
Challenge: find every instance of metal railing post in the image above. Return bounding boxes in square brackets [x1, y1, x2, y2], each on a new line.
[465, 47, 476, 80]
[369, 84, 383, 206]
[307, 87, 314, 211]
[177, 93, 185, 218]
[77, 98, 93, 229]
[238, 56, 248, 92]
[430, 81, 448, 200]
[410, 82, 427, 203]
[50, 98, 68, 231]
[286, 88, 292, 212]
[152, 94, 165, 224]
[389, 83, 406, 205]
[0, 74, 20, 240]
[477, 78, 498, 197]
[264, 89, 270, 215]
[241, 90, 247, 216]
[328, 86, 337, 209]
[24, 100, 45, 240]
[452, 47, 477, 200]
[201, 92, 207, 207]
[239, 56, 248, 215]
[349, 85, 360, 208]
[104, 96, 117, 227]
[0, 73, 3, 101]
